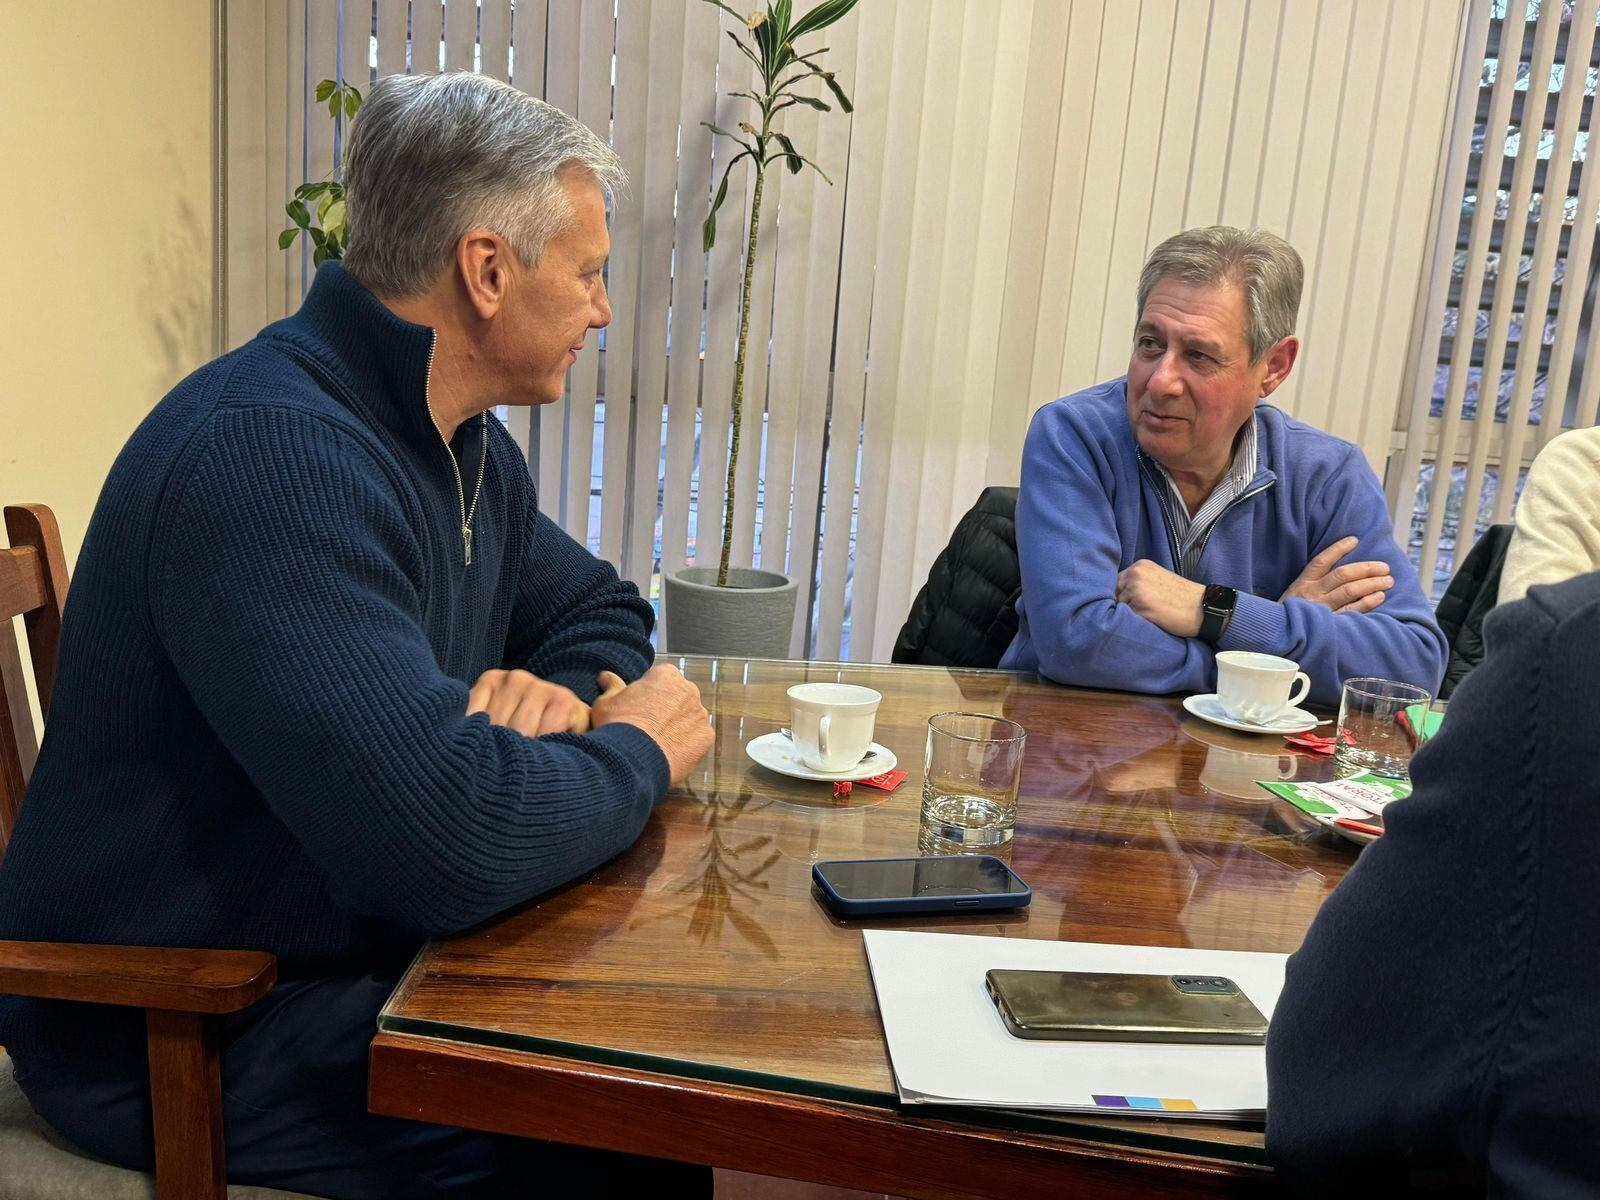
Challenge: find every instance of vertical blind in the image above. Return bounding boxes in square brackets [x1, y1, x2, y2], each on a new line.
[224, 0, 1468, 661]
[1392, 0, 1600, 597]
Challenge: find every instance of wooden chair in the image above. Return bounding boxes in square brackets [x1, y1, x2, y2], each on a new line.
[0, 504, 306, 1200]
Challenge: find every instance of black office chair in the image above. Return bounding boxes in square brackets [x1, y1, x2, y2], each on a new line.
[893, 487, 1021, 668]
[1434, 523, 1513, 700]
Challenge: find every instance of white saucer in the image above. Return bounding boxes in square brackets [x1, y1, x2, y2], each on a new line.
[1182, 693, 1321, 736]
[744, 732, 898, 782]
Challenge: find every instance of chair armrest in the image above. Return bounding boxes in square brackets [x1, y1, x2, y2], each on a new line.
[0, 939, 275, 1013]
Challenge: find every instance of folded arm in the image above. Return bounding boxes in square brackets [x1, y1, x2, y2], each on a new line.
[1010, 409, 1215, 693]
[500, 467, 655, 703]
[1216, 447, 1446, 705]
[152, 410, 670, 937]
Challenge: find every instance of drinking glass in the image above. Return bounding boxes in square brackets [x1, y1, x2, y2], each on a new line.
[1334, 677, 1434, 779]
[919, 712, 1027, 848]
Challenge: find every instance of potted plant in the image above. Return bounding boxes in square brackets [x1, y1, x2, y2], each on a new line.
[663, 0, 858, 657]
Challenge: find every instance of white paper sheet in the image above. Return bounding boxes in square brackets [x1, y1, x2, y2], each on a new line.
[862, 930, 1288, 1118]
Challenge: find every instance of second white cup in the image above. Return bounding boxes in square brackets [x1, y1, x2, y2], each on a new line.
[1214, 651, 1311, 724]
[787, 682, 881, 772]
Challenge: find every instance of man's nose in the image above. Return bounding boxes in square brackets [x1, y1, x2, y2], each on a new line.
[592, 278, 612, 329]
[1148, 351, 1184, 395]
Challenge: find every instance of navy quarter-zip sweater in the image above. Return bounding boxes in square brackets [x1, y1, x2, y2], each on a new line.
[0, 265, 668, 1053]
[999, 378, 1447, 706]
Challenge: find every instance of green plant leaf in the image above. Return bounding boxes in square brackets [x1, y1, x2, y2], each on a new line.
[703, 148, 753, 251]
[725, 29, 763, 73]
[294, 181, 329, 200]
[307, 226, 327, 247]
[788, 93, 829, 111]
[315, 78, 337, 102]
[327, 93, 341, 119]
[787, 0, 859, 43]
[286, 199, 311, 229]
[773, 0, 793, 43]
[323, 198, 346, 236]
[765, 147, 831, 185]
[773, 132, 803, 174]
[278, 228, 299, 250]
[819, 70, 853, 113]
[751, 11, 776, 76]
[344, 90, 360, 120]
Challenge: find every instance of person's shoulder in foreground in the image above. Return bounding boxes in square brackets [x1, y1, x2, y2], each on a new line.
[1499, 425, 1600, 604]
[1267, 568, 1600, 1197]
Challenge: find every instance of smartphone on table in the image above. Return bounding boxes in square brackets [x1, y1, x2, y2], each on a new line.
[811, 855, 1031, 918]
[984, 969, 1268, 1044]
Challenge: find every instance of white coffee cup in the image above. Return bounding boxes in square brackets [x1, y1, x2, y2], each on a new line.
[1214, 651, 1311, 724]
[787, 683, 881, 772]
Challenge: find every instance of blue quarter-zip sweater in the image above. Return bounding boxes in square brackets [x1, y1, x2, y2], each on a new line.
[0, 264, 668, 1024]
[999, 378, 1446, 706]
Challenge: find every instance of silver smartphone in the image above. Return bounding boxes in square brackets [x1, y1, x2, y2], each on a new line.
[984, 969, 1269, 1044]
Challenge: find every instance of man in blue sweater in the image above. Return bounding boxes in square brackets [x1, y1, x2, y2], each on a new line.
[1267, 570, 1600, 1195]
[0, 74, 713, 1196]
[1000, 226, 1445, 707]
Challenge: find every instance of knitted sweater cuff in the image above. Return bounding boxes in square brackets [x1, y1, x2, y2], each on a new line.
[1215, 591, 1289, 654]
[585, 721, 674, 801]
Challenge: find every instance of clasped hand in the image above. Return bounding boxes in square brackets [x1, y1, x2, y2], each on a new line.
[1115, 536, 1393, 638]
[467, 664, 713, 785]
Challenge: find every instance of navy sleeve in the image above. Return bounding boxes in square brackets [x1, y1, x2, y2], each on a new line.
[500, 476, 656, 701]
[1217, 444, 1447, 706]
[1267, 580, 1600, 1194]
[150, 407, 670, 937]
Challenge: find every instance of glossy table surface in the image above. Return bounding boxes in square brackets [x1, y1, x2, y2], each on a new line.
[378, 656, 1354, 1167]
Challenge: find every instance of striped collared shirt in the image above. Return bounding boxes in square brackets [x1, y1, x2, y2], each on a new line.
[1149, 417, 1260, 579]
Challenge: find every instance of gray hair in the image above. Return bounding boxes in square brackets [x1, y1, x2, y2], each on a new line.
[341, 72, 626, 297]
[1136, 226, 1303, 362]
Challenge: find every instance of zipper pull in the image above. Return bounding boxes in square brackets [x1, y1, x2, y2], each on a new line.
[463, 525, 474, 567]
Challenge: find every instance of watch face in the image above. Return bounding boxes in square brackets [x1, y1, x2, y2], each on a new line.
[1204, 584, 1235, 609]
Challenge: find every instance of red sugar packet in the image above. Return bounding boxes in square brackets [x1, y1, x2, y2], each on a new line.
[831, 770, 908, 798]
[1284, 732, 1336, 756]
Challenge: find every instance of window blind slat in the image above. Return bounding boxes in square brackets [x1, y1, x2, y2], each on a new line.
[341, 0, 371, 90]
[845, 1, 932, 660]
[815, 0, 897, 661]
[480, 2, 511, 83]
[598, 0, 651, 568]
[622, 0, 687, 588]
[868, 0, 969, 656]
[656, 0, 721, 599]
[1455, 2, 1564, 538]
[412, 0, 441, 74]
[510, 0, 547, 95]
[1412, 0, 1526, 588]
[558, 0, 614, 537]
[375, 0, 406, 78]
[443, 0, 475, 71]
[1182, 0, 1249, 231]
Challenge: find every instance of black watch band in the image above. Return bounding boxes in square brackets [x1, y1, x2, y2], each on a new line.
[1199, 584, 1237, 643]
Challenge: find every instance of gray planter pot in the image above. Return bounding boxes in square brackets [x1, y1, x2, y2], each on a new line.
[663, 566, 799, 658]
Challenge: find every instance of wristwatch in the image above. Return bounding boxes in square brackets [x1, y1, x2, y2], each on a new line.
[1199, 584, 1237, 642]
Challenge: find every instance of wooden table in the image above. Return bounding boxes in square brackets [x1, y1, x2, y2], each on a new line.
[370, 657, 1353, 1198]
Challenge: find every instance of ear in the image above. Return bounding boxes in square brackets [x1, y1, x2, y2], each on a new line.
[1257, 336, 1299, 398]
[454, 229, 511, 320]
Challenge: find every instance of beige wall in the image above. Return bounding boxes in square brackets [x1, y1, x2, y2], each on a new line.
[0, 0, 215, 564]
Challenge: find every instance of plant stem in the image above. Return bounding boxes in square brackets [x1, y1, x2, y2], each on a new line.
[718, 163, 766, 589]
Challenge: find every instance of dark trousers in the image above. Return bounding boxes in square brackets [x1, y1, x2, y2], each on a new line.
[10, 975, 710, 1199]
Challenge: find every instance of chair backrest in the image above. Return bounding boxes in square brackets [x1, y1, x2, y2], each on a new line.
[0, 505, 68, 854]
[893, 487, 1021, 668]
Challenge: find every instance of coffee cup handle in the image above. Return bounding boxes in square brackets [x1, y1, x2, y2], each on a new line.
[817, 714, 831, 759]
[1288, 673, 1311, 709]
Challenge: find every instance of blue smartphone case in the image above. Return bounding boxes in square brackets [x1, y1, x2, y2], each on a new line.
[811, 855, 1032, 918]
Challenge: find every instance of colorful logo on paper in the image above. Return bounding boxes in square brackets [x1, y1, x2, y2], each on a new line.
[1092, 1095, 1199, 1111]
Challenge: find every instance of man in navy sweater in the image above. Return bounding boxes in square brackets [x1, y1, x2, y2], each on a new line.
[1000, 226, 1445, 707]
[1267, 570, 1600, 1196]
[0, 74, 714, 1196]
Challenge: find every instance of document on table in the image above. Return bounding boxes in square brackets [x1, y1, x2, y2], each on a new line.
[862, 929, 1288, 1119]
